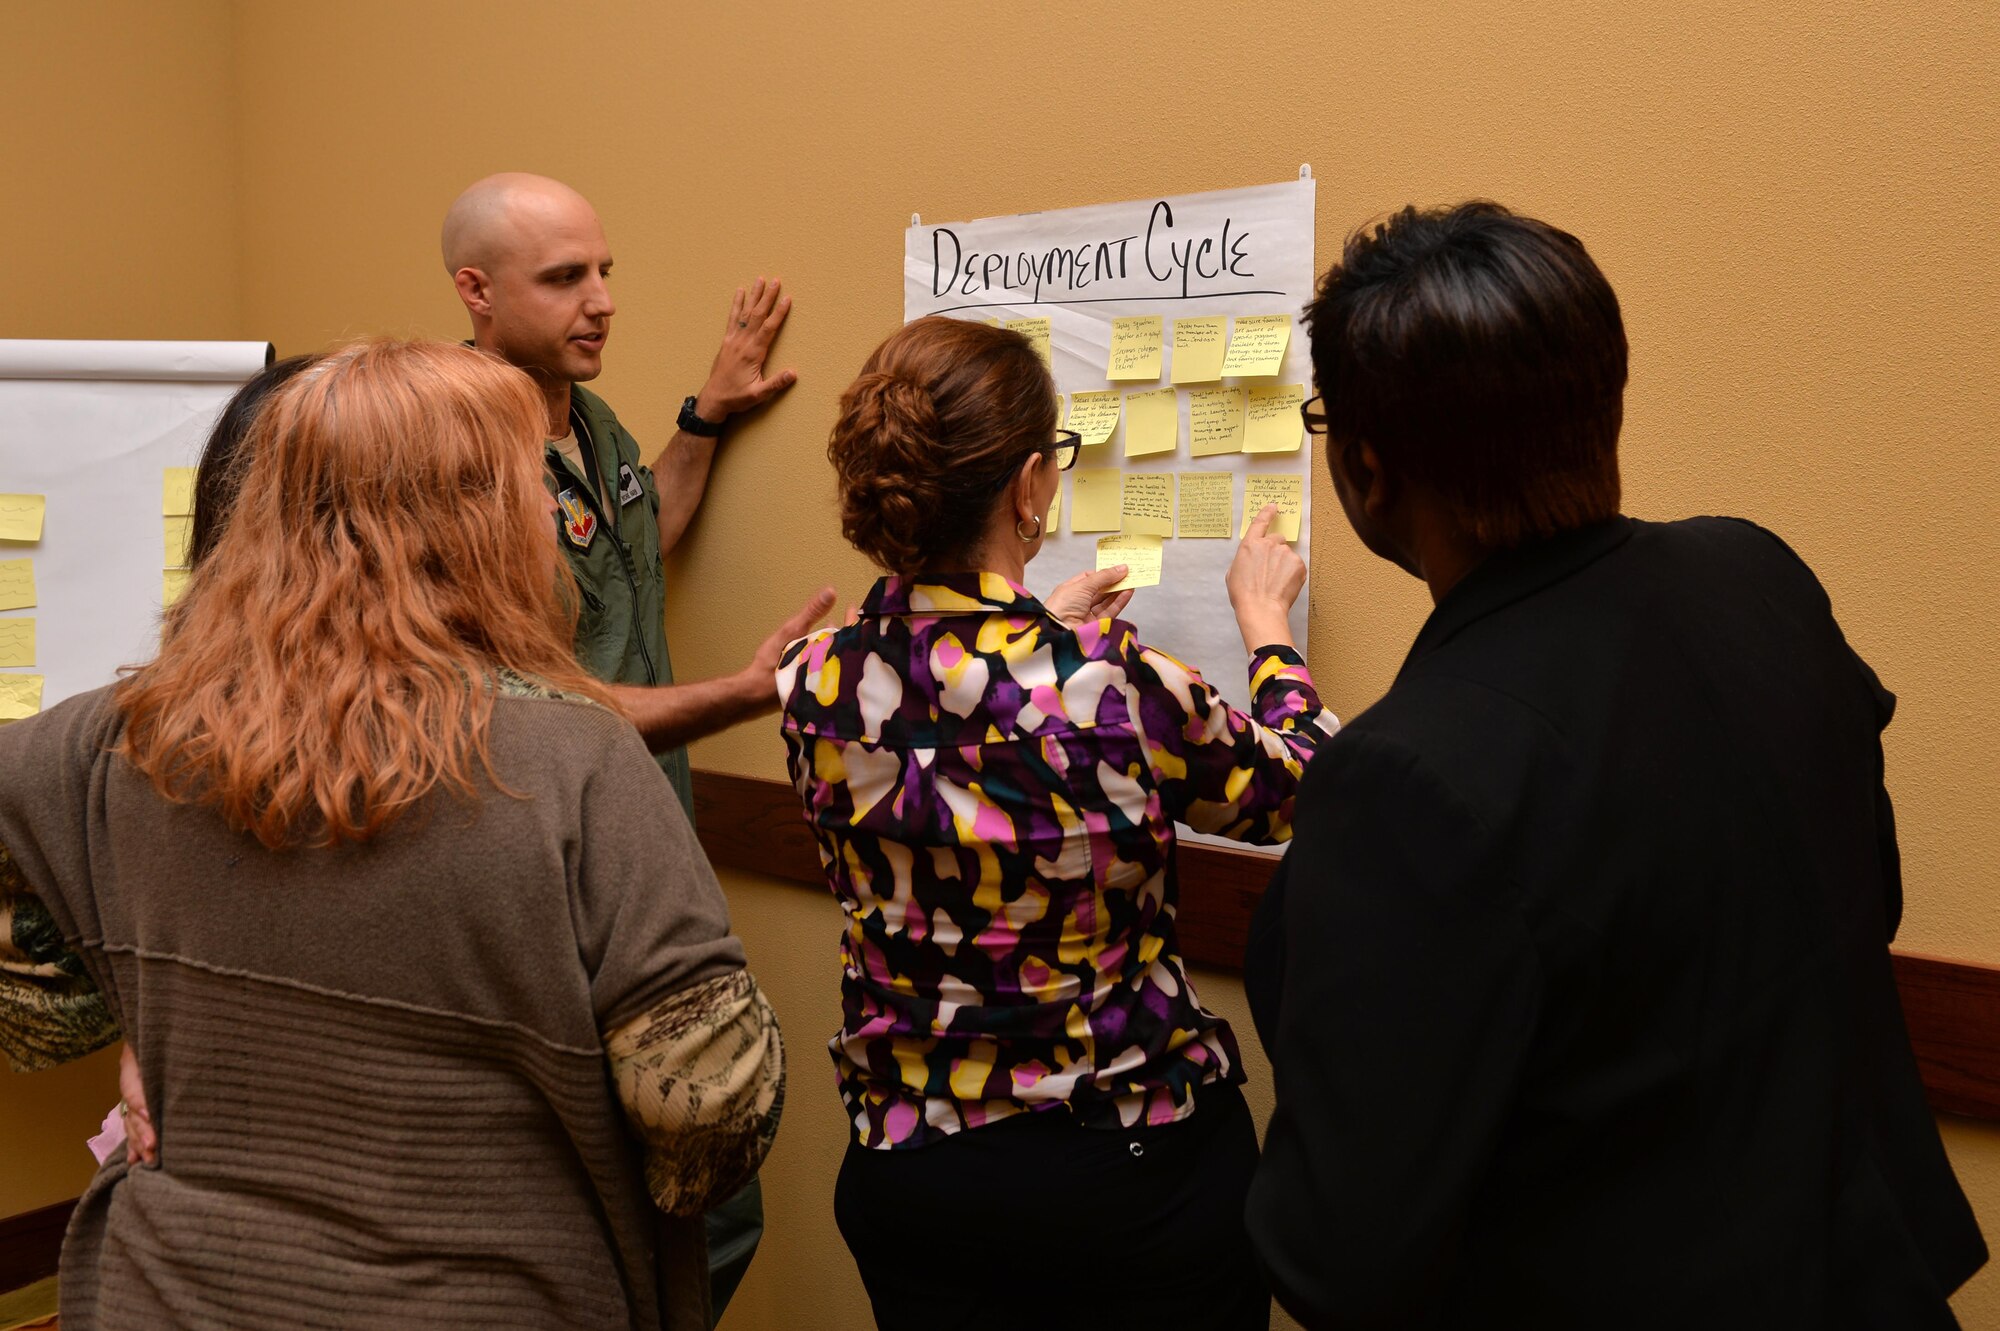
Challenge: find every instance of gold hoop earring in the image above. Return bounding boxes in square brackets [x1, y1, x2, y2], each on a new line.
[1015, 515, 1043, 542]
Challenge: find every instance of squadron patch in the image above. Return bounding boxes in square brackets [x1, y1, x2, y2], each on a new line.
[618, 463, 644, 507]
[556, 488, 597, 550]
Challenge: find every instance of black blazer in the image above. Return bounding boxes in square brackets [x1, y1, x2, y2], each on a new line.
[1244, 517, 1985, 1329]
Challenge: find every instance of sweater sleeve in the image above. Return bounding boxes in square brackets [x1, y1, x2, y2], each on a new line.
[0, 836, 117, 1072]
[1125, 638, 1338, 846]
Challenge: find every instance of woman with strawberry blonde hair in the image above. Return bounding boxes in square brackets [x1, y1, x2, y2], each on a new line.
[0, 340, 781, 1331]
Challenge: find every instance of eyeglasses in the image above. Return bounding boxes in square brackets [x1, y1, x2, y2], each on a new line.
[1300, 394, 1329, 437]
[1042, 429, 1083, 471]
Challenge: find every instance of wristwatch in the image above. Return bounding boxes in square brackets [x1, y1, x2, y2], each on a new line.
[678, 395, 727, 438]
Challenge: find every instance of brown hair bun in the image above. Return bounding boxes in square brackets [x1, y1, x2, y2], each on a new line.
[828, 316, 1057, 573]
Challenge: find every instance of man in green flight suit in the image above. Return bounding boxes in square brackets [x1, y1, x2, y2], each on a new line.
[442, 172, 830, 1323]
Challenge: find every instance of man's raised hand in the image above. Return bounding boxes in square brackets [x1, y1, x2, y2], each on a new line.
[697, 278, 798, 422]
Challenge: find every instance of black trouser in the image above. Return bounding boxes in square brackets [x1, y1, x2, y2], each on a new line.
[834, 1082, 1269, 1331]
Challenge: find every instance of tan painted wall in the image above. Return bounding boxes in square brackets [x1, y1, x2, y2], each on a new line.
[3, 0, 1995, 1324]
[0, 0, 240, 1222]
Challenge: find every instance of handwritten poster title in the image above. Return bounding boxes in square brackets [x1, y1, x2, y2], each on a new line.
[928, 201, 1256, 306]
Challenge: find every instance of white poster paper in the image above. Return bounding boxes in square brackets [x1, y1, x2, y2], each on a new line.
[905, 180, 1316, 852]
[0, 340, 271, 714]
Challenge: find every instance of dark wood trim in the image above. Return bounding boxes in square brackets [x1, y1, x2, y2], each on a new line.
[692, 768, 2000, 1122]
[0, 1197, 72, 1293]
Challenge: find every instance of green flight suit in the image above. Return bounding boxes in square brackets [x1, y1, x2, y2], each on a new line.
[544, 383, 762, 1324]
[543, 384, 693, 818]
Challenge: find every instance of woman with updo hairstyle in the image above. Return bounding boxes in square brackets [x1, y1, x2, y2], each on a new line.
[778, 314, 1339, 1329]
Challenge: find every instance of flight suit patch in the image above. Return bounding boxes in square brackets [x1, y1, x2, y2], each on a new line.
[556, 488, 597, 550]
[618, 463, 644, 507]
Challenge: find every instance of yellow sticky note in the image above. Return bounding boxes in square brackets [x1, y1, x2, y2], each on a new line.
[0, 559, 33, 611]
[1171, 317, 1227, 384]
[0, 495, 45, 543]
[163, 468, 198, 516]
[1066, 391, 1123, 449]
[1120, 473, 1175, 536]
[1240, 474, 1305, 542]
[1047, 483, 1063, 536]
[1070, 469, 1123, 532]
[1177, 473, 1235, 538]
[163, 569, 192, 607]
[1106, 315, 1164, 381]
[1096, 534, 1164, 591]
[1005, 317, 1053, 369]
[0, 619, 32, 668]
[1245, 385, 1307, 454]
[1220, 314, 1292, 377]
[0, 674, 43, 723]
[1122, 388, 1178, 459]
[165, 515, 194, 569]
[1189, 387, 1246, 457]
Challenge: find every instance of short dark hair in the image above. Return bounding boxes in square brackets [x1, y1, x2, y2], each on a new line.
[189, 353, 319, 566]
[1305, 202, 1627, 548]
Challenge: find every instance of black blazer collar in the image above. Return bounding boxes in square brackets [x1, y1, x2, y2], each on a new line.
[1399, 517, 1636, 678]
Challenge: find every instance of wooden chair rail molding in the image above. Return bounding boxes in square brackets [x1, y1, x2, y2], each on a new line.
[691, 768, 2000, 1122]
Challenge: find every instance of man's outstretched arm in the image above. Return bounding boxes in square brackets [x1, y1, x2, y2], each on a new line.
[610, 586, 834, 753]
[655, 278, 797, 555]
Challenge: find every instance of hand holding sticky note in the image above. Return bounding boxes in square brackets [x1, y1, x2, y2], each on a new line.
[1096, 533, 1163, 590]
[1239, 474, 1304, 541]
[0, 495, 45, 543]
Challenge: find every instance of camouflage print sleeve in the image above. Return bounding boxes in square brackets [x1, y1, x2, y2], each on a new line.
[0, 838, 119, 1072]
[605, 969, 785, 1217]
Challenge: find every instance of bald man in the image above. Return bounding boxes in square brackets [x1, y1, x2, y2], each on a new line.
[445, 173, 817, 1320]
[445, 173, 830, 818]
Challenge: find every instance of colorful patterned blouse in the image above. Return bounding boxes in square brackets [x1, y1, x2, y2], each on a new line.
[776, 572, 1337, 1149]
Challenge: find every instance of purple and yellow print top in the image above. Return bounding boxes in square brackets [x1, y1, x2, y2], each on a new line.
[776, 572, 1336, 1149]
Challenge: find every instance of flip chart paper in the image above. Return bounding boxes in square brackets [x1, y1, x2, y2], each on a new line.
[1188, 387, 1246, 457]
[1096, 534, 1163, 590]
[0, 618, 32, 667]
[1244, 384, 1307, 454]
[1122, 388, 1178, 458]
[1176, 473, 1234, 538]
[162, 569, 191, 607]
[904, 179, 1317, 856]
[1219, 314, 1292, 377]
[1240, 474, 1304, 541]
[1005, 317, 1053, 368]
[0, 559, 33, 610]
[1070, 469, 1123, 531]
[1120, 473, 1175, 536]
[0, 495, 45, 542]
[165, 515, 194, 569]
[1171, 317, 1227, 384]
[163, 468, 198, 516]
[1066, 391, 1123, 448]
[0, 674, 43, 722]
[1106, 316, 1164, 381]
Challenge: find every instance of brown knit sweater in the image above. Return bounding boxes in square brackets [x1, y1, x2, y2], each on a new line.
[0, 683, 780, 1330]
